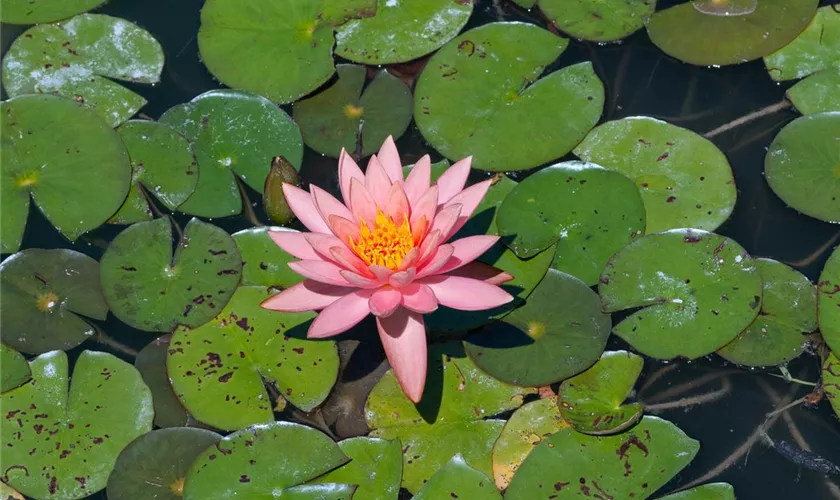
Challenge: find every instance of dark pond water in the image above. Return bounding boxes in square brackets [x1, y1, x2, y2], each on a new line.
[2, 0, 840, 498]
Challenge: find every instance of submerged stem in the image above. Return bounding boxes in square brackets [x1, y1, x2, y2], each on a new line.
[92, 329, 138, 358]
[235, 176, 265, 228]
[704, 99, 792, 138]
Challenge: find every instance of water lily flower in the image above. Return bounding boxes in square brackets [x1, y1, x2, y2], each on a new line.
[261, 136, 514, 403]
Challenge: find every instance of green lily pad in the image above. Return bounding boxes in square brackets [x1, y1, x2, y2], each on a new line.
[0, 0, 107, 24]
[168, 286, 339, 431]
[657, 483, 736, 500]
[1, 350, 153, 500]
[645, 0, 819, 66]
[100, 217, 242, 332]
[504, 416, 700, 499]
[106, 428, 223, 500]
[0, 94, 131, 253]
[0, 344, 30, 393]
[233, 227, 305, 289]
[293, 64, 413, 158]
[491, 398, 569, 490]
[2, 14, 165, 127]
[159, 90, 303, 218]
[414, 454, 501, 500]
[1, 248, 108, 354]
[764, 5, 840, 81]
[818, 245, 840, 356]
[574, 116, 736, 233]
[599, 229, 763, 360]
[496, 161, 645, 285]
[716, 258, 817, 367]
[183, 422, 353, 500]
[415, 22, 604, 172]
[787, 69, 840, 115]
[312, 437, 402, 500]
[335, 0, 473, 64]
[764, 112, 840, 223]
[538, 0, 657, 42]
[403, 159, 451, 183]
[822, 351, 840, 420]
[366, 342, 534, 493]
[0, 482, 24, 500]
[557, 350, 644, 435]
[464, 269, 612, 386]
[134, 335, 189, 428]
[110, 120, 198, 225]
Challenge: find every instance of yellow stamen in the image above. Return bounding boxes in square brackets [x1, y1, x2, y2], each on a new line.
[350, 209, 414, 271]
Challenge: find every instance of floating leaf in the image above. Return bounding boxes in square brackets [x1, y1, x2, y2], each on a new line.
[233, 227, 305, 288]
[0, 0, 107, 24]
[497, 161, 645, 285]
[574, 116, 736, 233]
[557, 350, 644, 435]
[134, 335, 189, 428]
[717, 258, 816, 367]
[657, 482, 736, 500]
[312, 437, 402, 500]
[764, 112, 840, 224]
[0, 482, 24, 500]
[504, 416, 700, 499]
[335, 0, 473, 64]
[293, 65, 412, 157]
[366, 342, 534, 493]
[100, 217, 242, 332]
[168, 286, 338, 431]
[599, 229, 763, 360]
[183, 422, 353, 500]
[645, 0, 819, 66]
[160, 90, 303, 218]
[263, 156, 300, 226]
[538, 0, 656, 42]
[2, 14, 164, 126]
[823, 351, 840, 420]
[414, 454, 501, 500]
[1, 248, 108, 354]
[764, 5, 840, 81]
[819, 245, 840, 356]
[1, 350, 153, 500]
[106, 428, 223, 500]
[0, 344, 30, 393]
[464, 269, 612, 386]
[415, 22, 604, 172]
[0, 94, 131, 252]
[787, 69, 840, 115]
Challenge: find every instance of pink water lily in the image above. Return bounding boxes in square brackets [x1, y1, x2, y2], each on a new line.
[261, 136, 514, 402]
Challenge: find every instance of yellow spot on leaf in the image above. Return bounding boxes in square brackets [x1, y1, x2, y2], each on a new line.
[169, 477, 185, 497]
[35, 292, 59, 313]
[344, 104, 364, 119]
[525, 321, 546, 341]
[15, 171, 39, 188]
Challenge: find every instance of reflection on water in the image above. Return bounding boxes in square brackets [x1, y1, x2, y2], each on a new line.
[692, 0, 758, 17]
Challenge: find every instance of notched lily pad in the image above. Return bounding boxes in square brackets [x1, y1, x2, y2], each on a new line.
[538, 0, 656, 42]
[233, 227, 304, 289]
[414, 454, 501, 500]
[764, 5, 840, 81]
[818, 245, 840, 355]
[0, 0, 107, 24]
[0, 344, 31, 393]
[134, 335, 190, 428]
[312, 437, 402, 500]
[787, 69, 840, 115]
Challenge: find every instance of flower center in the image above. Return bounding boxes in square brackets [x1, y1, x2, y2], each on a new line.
[351, 209, 414, 271]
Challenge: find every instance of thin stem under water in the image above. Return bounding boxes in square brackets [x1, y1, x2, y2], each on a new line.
[704, 99, 792, 139]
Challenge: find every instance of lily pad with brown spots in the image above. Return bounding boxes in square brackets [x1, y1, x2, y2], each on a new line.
[413, 454, 501, 500]
[233, 227, 305, 289]
[818, 245, 840, 356]
[134, 335, 190, 428]
[311, 437, 403, 500]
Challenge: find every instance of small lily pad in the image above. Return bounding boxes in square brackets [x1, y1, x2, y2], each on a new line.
[504, 416, 699, 499]
[160, 90, 303, 218]
[0, 0, 107, 24]
[293, 64, 413, 158]
[0, 344, 30, 393]
[822, 351, 840, 420]
[168, 286, 338, 431]
[100, 217, 242, 332]
[1, 248, 108, 354]
[312, 437, 402, 500]
[787, 69, 840, 115]
[818, 245, 840, 356]
[645, 0, 819, 66]
[538, 0, 657, 42]
[464, 269, 612, 386]
[764, 112, 840, 223]
[106, 428, 223, 500]
[574, 116, 736, 233]
[557, 350, 644, 435]
[1, 94, 131, 253]
[415, 22, 605, 172]
[335, 0, 473, 64]
[717, 258, 817, 367]
[2, 14, 165, 126]
[1, 350, 153, 500]
[414, 454, 501, 500]
[183, 422, 353, 500]
[134, 335, 190, 428]
[657, 482, 736, 500]
[599, 229, 763, 360]
[764, 5, 840, 81]
[233, 227, 305, 289]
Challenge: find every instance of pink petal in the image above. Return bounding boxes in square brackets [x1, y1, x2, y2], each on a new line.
[397, 247, 419, 272]
[377, 135, 404, 183]
[261, 280, 350, 312]
[369, 265, 393, 282]
[369, 287, 402, 317]
[339, 270, 382, 289]
[436, 156, 472, 205]
[443, 180, 492, 239]
[419, 275, 514, 311]
[382, 183, 410, 225]
[410, 185, 438, 227]
[302, 232, 344, 260]
[282, 183, 331, 234]
[330, 245, 373, 276]
[365, 155, 392, 206]
[404, 155, 431, 208]
[447, 261, 515, 286]
[268, 229, 320, 260]
[429, 203, 462, 243]
[308, 289, 374, 338]
[416, 230, 442, 267]
[289, 260, 352, 287]
[328, 215, 361, 245]
[376, 308, 427, 403]
[311, 185, 354, 226]
[389, 268, 416, 288]
[339, 148, 365, 205]
[349, 178, 378, 228]
[416, 244, 455, 278]
[400, 283, 438, 314]
[433, 235, 500, 275]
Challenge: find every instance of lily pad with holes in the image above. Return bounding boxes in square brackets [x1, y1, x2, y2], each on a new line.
[764, 5, 840, 81]
[334, 0, 473, 64]
[787, 69, 840, 115]
[658, 483, 736, 500]
[538, 0, 657, 42]
[134, 335, 190, 428]
[414, 454, 501, 500]
[0, 94, 131, 253]
[183, 422, 354, 500]
[106, 428, 222, 500]
[464, 269, 612, 386]
[717, 258, 816, 367]
[645, 0, 819, 66]
[496, 161, 645, 286]
[293, 65, 413, 158]
[574, 116, 736, 233]
[557, 350, 644, 435]
[2, 14, 164, 126]
[100, 217, 242, 332]
[504, 416, 699, 499]
[312, 437, 402, 500]
[1, 248, 108, 354]
[765, 112, 840, 224]
[415, 22, 604, 172]
[366, 342, 533, 493]
[110, 120, 198, 224]
[491, 398, 569, 490]
[0, 344, 30, 393]
[233, 227, 304, 288]
[599, 229, 763, 360]
[823, 351, 840, 420]
[168, 286, 339, 431]
[160, 90, 303, 218]
[819, 245, 840, 355]
[1, 350, 153, 500]
[0, 0, 107, 24]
